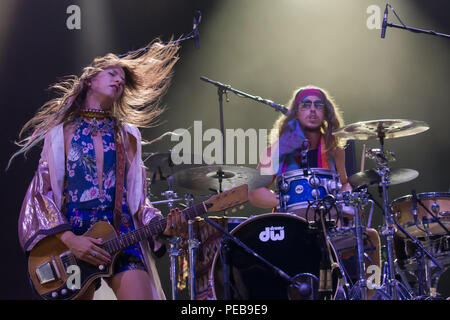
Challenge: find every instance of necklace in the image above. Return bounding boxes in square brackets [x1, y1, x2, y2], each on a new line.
[79, 109, 112, 120]
[75, 111, 115, 136]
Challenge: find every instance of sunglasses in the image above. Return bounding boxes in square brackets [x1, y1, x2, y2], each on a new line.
[299, 100, 325, 110]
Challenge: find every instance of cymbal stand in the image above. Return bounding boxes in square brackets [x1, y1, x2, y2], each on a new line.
[161, 176, 178, 210]
[372, 127, 411, 299]
[168, 236, 182, 300]
[188, 219, 200, 300]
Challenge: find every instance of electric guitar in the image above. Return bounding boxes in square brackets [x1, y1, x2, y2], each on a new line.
[28, 184, 248, 300]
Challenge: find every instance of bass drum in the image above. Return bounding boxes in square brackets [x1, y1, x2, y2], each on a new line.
[209, 213, 345, 300]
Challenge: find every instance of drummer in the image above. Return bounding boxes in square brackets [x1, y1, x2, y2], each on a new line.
[250, 86, 350, 206]
[249, 86, 381, 295]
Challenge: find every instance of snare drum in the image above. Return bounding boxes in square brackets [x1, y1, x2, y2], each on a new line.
[278, 168, 342, 222]
[391, 192, 450, 237]
[209, 213, 345, 300]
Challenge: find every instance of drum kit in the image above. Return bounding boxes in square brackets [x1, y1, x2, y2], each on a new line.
[143, 116, 450, 301]
[144, 74, 449, 302]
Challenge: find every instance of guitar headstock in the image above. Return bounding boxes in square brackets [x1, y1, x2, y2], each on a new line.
[205, 184, 248, 213]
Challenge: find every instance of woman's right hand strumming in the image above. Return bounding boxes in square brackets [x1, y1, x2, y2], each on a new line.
[59, 231, 112, 266]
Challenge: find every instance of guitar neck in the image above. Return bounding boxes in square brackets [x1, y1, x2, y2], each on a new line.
[103, 201, 211, 254]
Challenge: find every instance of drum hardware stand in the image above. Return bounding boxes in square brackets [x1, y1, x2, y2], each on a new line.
[311, 197, 344, 300]
[201, 216, 309, 300]
[188, 219, 200, 300]
[367, 127, 409, 300]
[219, 236, 232, 300]
[339, 190, 371, 300]
[168, 236, 182, 300]
[394, 220, 445, 299]
[393, 260, 415, 295]
[415, 196, 450, 236]
[369, 189, 444, 298]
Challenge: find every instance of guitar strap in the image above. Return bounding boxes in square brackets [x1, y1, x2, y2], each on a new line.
[113, 122, 126, 234]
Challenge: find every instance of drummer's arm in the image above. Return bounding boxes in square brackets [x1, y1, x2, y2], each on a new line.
[332, 147, 355, 215]
[249, 145, 280, 209]
[249, 185, 279, 209]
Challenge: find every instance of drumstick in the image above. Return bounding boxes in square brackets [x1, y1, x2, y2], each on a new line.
[360, 144, 366, 172]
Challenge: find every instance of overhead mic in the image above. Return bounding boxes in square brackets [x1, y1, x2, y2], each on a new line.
[301, 139, 311, 152]
[411, 189, 418, 224]
[193, 11, 201, 49]
[381, 4, 388, 39]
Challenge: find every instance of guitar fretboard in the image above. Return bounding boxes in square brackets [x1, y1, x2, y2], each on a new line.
[102, 201, 210, 254]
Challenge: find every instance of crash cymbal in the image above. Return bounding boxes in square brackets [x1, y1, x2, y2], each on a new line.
[333, 119, 429, 141]
[349, 168, 419, 189]
[144, 152, 209, 183]
[171, 165, 273, 192]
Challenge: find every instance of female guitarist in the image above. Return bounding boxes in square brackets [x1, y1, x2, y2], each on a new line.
[10, 40, 185, 300]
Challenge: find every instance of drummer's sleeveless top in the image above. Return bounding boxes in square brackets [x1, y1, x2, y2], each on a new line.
[278, 149, 337, 176]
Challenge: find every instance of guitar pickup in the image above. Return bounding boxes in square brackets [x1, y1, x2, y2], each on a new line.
[36, 261, 58, 285]
[60, 251, 77, 275]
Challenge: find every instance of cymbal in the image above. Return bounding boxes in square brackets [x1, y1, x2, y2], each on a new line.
[349, 168, 419, 189]
[333, 119, 429, 141]
[171, 165, 273, 192]
[144, 152, 209, 183]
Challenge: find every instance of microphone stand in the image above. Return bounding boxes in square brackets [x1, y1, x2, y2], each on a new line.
[385, 22, 450, 40]
[382, 3, 450, 40]
[200, 76, 290, 194]
[200, 76, 291, 116]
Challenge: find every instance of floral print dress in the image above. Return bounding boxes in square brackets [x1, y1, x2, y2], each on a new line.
[65, 116, 146, 275]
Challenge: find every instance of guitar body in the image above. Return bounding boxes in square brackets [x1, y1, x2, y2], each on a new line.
[28, 221, 119, 300]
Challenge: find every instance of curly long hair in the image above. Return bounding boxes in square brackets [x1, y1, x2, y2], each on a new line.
[8, 39, 179, 169]
[270, 85, 346, 151]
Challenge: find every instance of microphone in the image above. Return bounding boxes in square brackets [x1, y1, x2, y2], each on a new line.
[411, 189, 418, 225]
[300, 139, 310, 167]
[381, 4, 388, 39]
[301, 139, 310, 152]
[260, 98, 290, 116]
[193, 12, 201, 49]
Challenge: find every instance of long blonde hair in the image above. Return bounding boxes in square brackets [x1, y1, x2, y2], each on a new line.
[8, 39, 179, 169]
[271, 85, 346, 151]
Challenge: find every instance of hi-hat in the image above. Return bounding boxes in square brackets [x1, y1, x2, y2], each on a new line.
[333, 119, 429, 141]
[171, 165, 273, 192]
[349, 168, 419, 189]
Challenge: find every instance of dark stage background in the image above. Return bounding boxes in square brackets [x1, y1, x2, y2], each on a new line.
[1, 0, 449, 299]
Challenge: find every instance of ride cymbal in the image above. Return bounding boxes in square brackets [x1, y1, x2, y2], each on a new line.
[333, 119, 429, 141]
[349, 168, 419, 189]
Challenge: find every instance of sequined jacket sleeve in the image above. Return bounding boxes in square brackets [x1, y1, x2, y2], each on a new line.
[18, 158, 71, 252]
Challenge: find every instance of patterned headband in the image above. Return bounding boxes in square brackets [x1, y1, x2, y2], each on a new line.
[294, 88, 325, 105]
